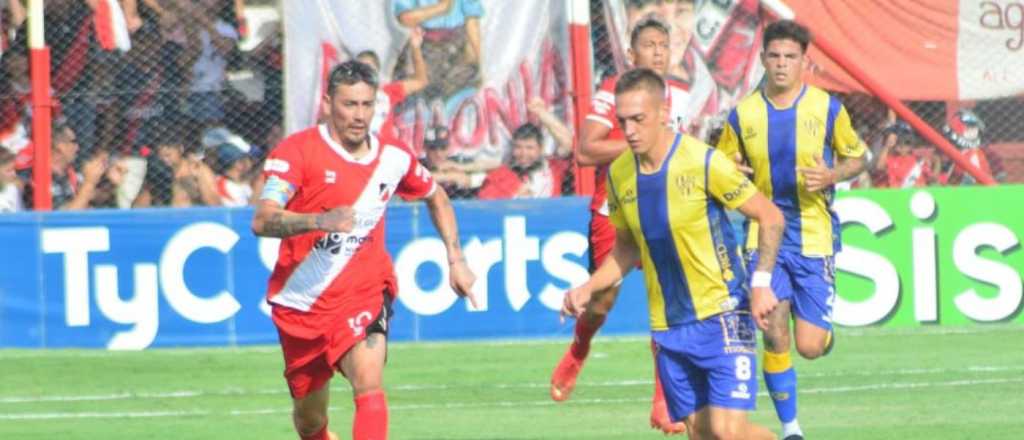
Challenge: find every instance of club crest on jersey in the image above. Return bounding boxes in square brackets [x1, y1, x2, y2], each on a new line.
[325, 170, 336, 184]
[675, 175, 697, 196]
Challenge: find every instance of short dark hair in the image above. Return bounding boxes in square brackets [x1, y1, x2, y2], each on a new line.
[326, 60, 379, 97]
[51, 119, 74, 143]
[512, 123, 543, 145]
[615, 67, 666, 99]
[0, 148, 14, 166]
[355, 50, 380, 69]
[763, 20, 810, 53]
[150, 123, 186, 149]
[630, 16, 670, 48]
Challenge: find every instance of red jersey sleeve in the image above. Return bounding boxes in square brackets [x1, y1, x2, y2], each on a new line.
[395, 148, 436, 200]
[262, 137, 305, 187]
[382, 82, 407, 107]
[585, 76, 619, 130]
[260, 136, 306, 206]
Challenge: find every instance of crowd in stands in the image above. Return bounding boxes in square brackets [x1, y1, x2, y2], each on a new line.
[0, 1, 1015, 214]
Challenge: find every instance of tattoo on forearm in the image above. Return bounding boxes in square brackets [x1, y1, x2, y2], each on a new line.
[755, 222, 784, 273]
[834, 157, 867, 182]
[427, 195, 464, 262]
[262, 212, 314, 238]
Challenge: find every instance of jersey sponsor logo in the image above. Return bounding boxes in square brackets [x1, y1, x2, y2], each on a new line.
[325, 170, 336, 184]
[314, 232, 374, 256]
[264, 158, 290, 173]
[715, 243, 735, 282]
[730, 383, 751, 400]
[742, 125, 758, 140]
[723, 179, 752, 202]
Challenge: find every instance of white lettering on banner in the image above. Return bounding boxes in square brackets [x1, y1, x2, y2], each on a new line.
[953, 223, 1023, 322]
[94, 264, 158, 350]
[537, 232, 590, 311]
[833, 197, 901, 326]
[462, 237, 504, 311]
[395, 238, 459, 316]
[910, 191, 938, 322]
[505, 216, 540, 311]
[835, 192, 1022, 326]
[396, 216, 589, 316]
[41, 228, 111, 327]
[159, 223, 241, 324]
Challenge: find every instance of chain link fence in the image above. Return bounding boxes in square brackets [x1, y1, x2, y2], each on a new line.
[1, 0, 1021, 213]
[837, 93, 1022, 189]
[592, 0, 1024, 190]
[1, 0, 280, 211]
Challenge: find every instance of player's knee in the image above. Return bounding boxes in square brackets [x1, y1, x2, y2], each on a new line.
[706, 418, 744, 440]
[348, 371, 383, 396]
[795, 338, 826, 360]
[292, 407, 327, 436]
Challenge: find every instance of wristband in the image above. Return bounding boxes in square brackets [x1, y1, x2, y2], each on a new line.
[751, 271, 772, 288]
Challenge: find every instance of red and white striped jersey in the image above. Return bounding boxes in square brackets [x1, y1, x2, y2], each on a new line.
[262, 125, 435, 337]
[585, 74, 693, 215]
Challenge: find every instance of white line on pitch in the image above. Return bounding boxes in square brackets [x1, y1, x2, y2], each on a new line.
[1, 324, 1020, 359]
[2, 364, 1022, 404]
[0, 377, 1021, 420]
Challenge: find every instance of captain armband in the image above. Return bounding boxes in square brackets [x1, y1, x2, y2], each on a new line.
[260, 175, 296, 206]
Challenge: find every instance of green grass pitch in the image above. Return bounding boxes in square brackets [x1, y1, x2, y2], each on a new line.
[1, 325, 1022, 439]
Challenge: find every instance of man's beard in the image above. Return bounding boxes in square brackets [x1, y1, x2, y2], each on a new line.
[510, 159, 543, 176]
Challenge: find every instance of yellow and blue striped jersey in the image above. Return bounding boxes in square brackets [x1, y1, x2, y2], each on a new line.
[717, 85, 866, 256]
[607, 133, 759, 330]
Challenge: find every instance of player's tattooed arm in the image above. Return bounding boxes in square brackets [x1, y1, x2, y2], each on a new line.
[424, 187, 479, 308]
[251, 201, 354, 238]
[754, 214, 784, 274]
[736, 192, 785, 273]
[832, 154, 868, 183]
[802, 153, 868, 192]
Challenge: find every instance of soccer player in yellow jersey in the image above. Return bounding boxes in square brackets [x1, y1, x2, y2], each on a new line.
[563, 68, 784, 440]
[716, 20, 868, 440]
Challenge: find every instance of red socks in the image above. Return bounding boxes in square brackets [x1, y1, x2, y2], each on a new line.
[353, 390, 388, 440]
[570, 314, 607, 359]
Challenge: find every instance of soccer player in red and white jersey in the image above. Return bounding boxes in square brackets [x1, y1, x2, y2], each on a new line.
[550, 17, 692, 435]
[357, 27, 429, 141]
[252, 61, 477, 440]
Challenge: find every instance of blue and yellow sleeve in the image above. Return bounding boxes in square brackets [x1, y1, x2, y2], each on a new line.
[606, 173, 628, 230]
[716, 110, 743, 158]
[832, 105, 867, 158]
[706, 149, 758, 211]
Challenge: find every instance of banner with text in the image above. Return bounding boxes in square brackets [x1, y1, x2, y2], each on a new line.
[283, 0, 575, 159]
[0, 189, 1021, 350]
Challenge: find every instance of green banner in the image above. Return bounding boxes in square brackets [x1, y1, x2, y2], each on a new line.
[835, 185, 1024, 326]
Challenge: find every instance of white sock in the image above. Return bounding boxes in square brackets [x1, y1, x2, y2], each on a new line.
[782, 420, 803, 438]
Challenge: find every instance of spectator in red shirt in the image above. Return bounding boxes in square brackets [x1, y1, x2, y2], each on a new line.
[875, 129, 937, 188]
[477, 97, 573, 200]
